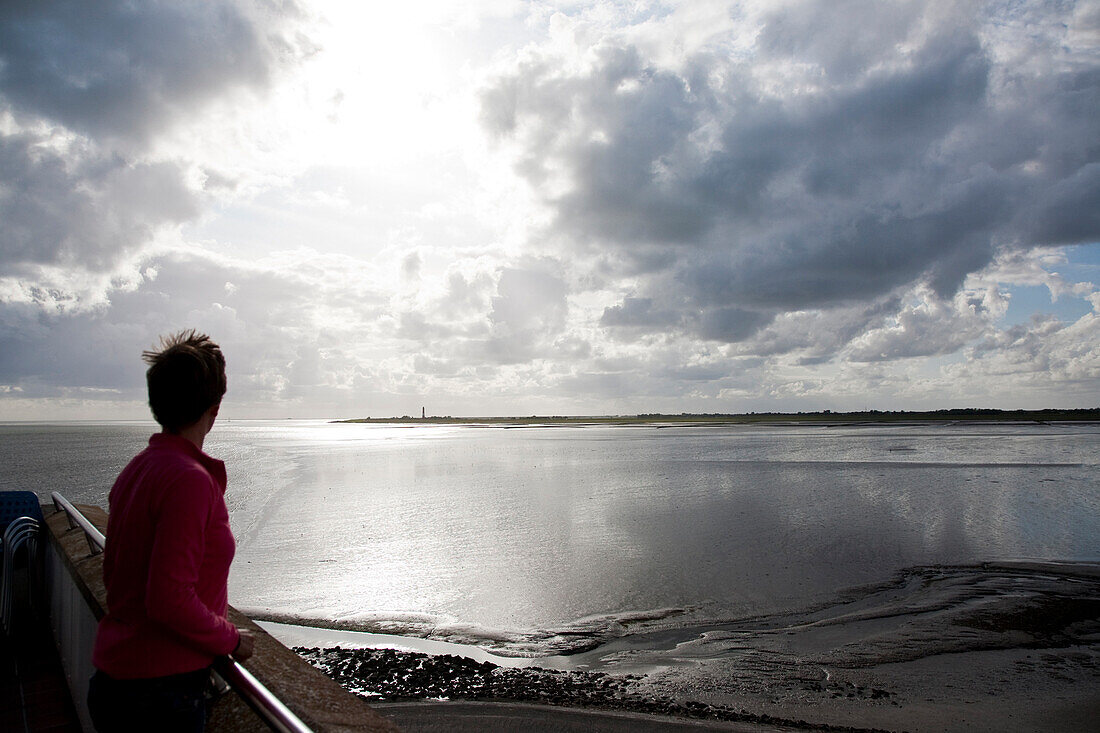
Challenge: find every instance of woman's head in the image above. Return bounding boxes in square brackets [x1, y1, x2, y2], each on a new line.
[143, 330, 226, 432]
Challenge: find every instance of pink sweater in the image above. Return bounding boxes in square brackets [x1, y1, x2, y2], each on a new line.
[92, 433, 240, 678]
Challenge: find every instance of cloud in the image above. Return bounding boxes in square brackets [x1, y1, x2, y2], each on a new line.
[0, 132, 198, 273]
[2, 240, 1095, 417]
[743, 298, 902, 361]
[0, 0, 302, 282]
[0, 0, 283, 145]
[2, 0, 1098, 417]
[940, 306, 1100, 403]
[485, 264, 569, 364]
[482, 1, 1100, 342]
[846, 287, 1002, 363]
[969, 247, 1095, 302]
[0, 246, 389, 407]
[600, 297, 678, 330]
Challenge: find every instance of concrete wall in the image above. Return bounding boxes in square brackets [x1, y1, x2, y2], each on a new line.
[42, 505, 398, 733]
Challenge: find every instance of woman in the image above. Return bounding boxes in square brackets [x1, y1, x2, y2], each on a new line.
[88, 331, 255, 732]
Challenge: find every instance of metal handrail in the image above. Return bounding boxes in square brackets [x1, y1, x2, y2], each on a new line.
[213, 656, 311, 733]
[51, 492, 105, 556]
[49, 492, 312, 733]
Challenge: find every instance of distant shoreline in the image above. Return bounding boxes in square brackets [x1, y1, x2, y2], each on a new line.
[335, 408, 1100, 426]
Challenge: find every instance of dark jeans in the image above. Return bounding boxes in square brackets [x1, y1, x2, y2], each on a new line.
[87, 667, 210, 733]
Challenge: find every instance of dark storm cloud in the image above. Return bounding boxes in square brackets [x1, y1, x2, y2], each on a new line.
[0, 0, 297, 274]
[1025, 160, 1100, 245]
[482, 2, 1100, 345]
[482, 43, 709, 245]
[0, 133, 198, 272]
[696, 306, 773, 343]
[0, 0, 279, 143]
[0, 297, 149, 398]
[599, 297, 678, 329]
[600, 294, 770, 343]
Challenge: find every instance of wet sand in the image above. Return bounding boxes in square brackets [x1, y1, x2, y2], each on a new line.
[287, 562, 1100, 732]
[295, 643, 1098, 732]
[641, 644, 1100, 732]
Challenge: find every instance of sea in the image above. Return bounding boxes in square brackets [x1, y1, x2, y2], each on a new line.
[3, 419, 1097, 660]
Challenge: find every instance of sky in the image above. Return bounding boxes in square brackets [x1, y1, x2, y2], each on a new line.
[1, 0, 1099, 420]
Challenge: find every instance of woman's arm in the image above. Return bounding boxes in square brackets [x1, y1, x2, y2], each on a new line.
[145, 471, 239, 656]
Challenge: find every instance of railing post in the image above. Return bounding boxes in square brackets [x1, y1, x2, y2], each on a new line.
[51, 493, 106, 557]
[82, 531, 103, 556]
[52, 494, 78, 530]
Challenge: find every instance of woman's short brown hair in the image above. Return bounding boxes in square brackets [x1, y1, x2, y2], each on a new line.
[143, 330, 227, 432]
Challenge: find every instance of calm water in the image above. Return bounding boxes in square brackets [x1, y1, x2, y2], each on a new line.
[3, 420, 1098, 654]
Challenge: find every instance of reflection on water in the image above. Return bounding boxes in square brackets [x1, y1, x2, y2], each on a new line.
[223, 422, 1099, 647]
[3, 420, 1098, 651]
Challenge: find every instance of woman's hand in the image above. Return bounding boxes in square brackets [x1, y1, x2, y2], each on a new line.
[233, 628, 257, 661]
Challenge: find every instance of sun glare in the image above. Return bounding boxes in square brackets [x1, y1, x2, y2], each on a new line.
[296, 3, 472, 170]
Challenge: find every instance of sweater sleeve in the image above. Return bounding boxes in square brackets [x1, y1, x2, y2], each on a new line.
[145, 471, 239, 656]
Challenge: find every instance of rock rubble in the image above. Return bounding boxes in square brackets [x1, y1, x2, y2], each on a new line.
[294, 647, 890, 732]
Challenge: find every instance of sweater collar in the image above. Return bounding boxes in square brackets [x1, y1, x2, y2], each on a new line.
[148, 432, 227, 492]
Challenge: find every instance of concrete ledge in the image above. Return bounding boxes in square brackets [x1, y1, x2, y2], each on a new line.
[43, 505, 397, 732]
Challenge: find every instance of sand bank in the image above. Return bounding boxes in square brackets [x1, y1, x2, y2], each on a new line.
[263, 562, 1100, 732]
